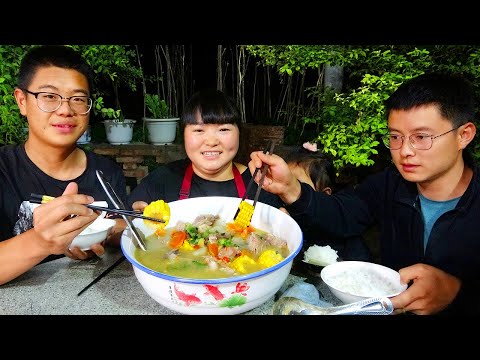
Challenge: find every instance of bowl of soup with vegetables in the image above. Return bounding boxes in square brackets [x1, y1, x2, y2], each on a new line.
[120, 196, 303, 315]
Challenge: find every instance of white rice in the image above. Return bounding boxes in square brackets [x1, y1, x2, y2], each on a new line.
[303, 245, 338, 266]
[328, 269, 398, 297]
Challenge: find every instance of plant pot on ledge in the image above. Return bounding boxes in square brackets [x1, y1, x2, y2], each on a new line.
[143, 117, 180, 145]
[103, 119, 136, 145]
[77, 125, 91, 144]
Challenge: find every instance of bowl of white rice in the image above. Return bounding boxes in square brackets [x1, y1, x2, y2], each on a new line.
[320, 261, 407, 304]
[303, 244, 339, 267]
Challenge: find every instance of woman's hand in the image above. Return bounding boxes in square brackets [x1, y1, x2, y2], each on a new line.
[132, 200, 149, 212]
[390, 263, 461, 315]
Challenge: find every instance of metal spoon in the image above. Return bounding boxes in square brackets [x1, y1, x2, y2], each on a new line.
[96, 170, 147, 251]
[272, 296, 394, 315]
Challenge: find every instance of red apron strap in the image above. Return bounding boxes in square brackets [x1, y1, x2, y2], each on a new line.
[179, 162, 193, 200]
[233, 164, 246, 198]
[179, 162, 246, 200]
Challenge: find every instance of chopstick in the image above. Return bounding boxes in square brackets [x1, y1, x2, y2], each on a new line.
[233, 141, 274, 219]
[30, 193, 165, 223]
[252, 141, 275, 207]
[77, 255, 126, 296]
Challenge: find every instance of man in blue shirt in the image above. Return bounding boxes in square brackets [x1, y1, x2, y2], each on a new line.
[248, 73, 479, 315]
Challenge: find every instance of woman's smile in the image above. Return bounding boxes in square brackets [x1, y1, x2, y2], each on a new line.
[202, 151, 222, 158]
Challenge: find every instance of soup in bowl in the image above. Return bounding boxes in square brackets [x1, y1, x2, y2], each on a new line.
[121, 196, 303, 315]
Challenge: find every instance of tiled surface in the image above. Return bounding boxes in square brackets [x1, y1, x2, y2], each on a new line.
[0, 247, 339, 316]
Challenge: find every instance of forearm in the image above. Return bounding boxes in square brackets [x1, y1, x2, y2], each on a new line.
[286, 182, 369, 238]
[277, 178, 303, 205]
[0, 230, 50, 285]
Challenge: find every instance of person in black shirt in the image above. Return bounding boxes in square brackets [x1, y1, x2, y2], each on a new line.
[248, 73, 480, 315]
[0, 45, 127, 285]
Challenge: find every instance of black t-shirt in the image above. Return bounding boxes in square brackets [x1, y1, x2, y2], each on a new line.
[0, 144, 127, 242]
[127, 158, 284, 209]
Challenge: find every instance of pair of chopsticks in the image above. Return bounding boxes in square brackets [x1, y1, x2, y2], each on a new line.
[233, 141, 274, 220]
[233, 141, 275, 226]
[252, 141, 275, 207]
[29, 193, 165, 223]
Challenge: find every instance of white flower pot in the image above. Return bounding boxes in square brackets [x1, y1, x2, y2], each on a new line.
[77, 125, 91, 144]
[143, 117, 179, 145]
[103, 119, 136, 145]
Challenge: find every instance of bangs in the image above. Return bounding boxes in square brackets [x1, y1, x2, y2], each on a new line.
[181, 89, 241, 128]
[182, 107, 239, 126]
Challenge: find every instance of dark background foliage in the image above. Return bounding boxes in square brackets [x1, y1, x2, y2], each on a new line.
[2, 43, 480, 186]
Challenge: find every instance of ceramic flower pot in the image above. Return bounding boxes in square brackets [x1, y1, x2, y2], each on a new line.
[143, 117, 179, 145]
[103, 119, 136, 145]
[77, 125, 91, 144]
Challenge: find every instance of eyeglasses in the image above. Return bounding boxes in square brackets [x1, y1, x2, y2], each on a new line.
[382, 126, 461, 150]
[22, 89, 92, 115]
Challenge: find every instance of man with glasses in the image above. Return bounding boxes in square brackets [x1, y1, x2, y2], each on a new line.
[248, 73, 479, 315]
[0, 45, 127, 285]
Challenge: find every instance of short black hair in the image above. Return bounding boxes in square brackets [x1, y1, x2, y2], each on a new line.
[180, 89, 241, 129]
[17, 45, 93, 94]
[385, 72, 476, 128]
[284, 149, 336, 192]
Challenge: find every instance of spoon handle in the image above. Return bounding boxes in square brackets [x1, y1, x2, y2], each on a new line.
[327, 297, 394, 315]
[273, 296, 394, 315]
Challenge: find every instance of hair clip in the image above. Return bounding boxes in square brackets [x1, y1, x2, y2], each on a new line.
[302, 141, 318, 152]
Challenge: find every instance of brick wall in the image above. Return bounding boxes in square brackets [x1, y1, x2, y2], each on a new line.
[87, 143, 187, 193]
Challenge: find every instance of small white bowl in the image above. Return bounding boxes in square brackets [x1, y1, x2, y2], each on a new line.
[70, 217, 116, 250]
[320, 261, 407, 304]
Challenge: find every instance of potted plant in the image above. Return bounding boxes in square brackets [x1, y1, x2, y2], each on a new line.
[142, 93, 179, 145]
[76, 124, 91, 144]
[77, 45, 142, 145]
[95, 96, 136, 145]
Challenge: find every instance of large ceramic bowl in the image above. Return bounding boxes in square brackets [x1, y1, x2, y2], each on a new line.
[121, 196, 303, 315]
[320, 261, 408, 304]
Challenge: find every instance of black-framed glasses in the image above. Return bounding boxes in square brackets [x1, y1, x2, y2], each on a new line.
[22, 89, 92, 115]
[382, 126, 462, 150]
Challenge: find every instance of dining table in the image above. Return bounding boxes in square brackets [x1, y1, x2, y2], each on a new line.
[0, 247, 340, 315]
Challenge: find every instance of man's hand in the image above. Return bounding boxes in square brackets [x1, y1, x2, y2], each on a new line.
[65, 217, 128, 259]
[390, 263, 461, 315]
[32, 182, 99, 256]
[247, 151, 302, 205]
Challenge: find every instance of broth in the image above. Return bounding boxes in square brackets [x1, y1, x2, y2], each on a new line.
[134, 214, 289, 279]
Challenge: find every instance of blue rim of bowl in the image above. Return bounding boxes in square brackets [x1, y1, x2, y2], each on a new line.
[121, 235, 303, 285]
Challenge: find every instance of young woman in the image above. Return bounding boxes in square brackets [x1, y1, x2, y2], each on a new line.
[128, 89, 283, 210]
